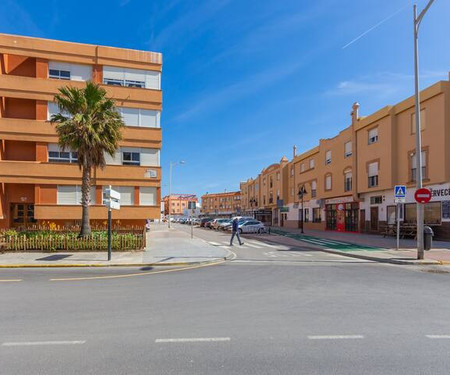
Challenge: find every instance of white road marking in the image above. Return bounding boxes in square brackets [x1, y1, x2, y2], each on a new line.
[208, 242, 222, 246]
[2, 341, 86, 346]
[308, 335, 364, 340]
[155, 337, 231, 343]
[242, 242, 262, 249]
[426, 335, 450, 339]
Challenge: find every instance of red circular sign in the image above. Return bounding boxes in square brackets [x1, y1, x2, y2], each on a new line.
[414, 188, 432, 204]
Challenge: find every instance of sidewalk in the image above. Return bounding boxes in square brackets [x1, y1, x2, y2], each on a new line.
[267, 227, 450, 265]
[0, 223, 230, 267]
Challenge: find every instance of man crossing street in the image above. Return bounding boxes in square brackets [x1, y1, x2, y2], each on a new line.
[230, 218, 244, 246]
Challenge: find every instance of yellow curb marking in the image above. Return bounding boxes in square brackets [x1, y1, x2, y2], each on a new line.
[0, 279, 22, 282]
[50, 260, 225, 281]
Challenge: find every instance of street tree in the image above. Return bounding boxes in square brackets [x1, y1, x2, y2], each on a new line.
[50, 81, 124, 237]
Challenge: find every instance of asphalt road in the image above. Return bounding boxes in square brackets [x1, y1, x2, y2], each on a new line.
[1, 226, 450, 374]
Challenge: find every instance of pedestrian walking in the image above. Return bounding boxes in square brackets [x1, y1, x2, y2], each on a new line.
[230, 218, 243, 246]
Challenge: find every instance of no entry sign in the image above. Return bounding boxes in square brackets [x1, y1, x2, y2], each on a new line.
[415, 188, 432, 204]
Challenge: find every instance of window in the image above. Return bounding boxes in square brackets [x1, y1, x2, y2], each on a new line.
[309, 159, 315, 169]
[47, 101, 71, 120]
[344, 170, 352, 192]
[57, 186, 96, 205]
[290, 168, 294, 177]
[276, 190, 280, 200]
[411, 151, 427, 181]
[300, 163, 305, 172]
[304, 209, 309, 222]
[325, 175, 332, 190]
[48, 144, 78, 163]
[276, 172, 280, 181]
[368, 128, 378, 144]
[325, 150, 331, 165]
[368, 162, 378, 188]
[313, 207, 321, 222]
[118, 107, 161, 128]
[370, 196, 383, 204]
[103, 186, 134, 205]
[49, 69, 70, 80]
[404, 202, 441, 224]
[345, 141, 352, 157]
[269, 177, 273, 188]
[103, 66, 161, 90]
[48, 61, 92, 81]
[411, 109, 426, 134]
[311, 180, 317, 198]
[122, 151, 140, 165]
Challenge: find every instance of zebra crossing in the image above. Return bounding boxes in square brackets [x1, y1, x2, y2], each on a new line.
[207, 240, 290, 251]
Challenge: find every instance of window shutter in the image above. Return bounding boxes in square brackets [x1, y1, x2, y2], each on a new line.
[140, 109, 160, 128]
[325, 175, 331, 190]
[104, 150, 122, 165]
[421, 151, 427, 167]
[124, 68, 146, 83]
[140, 148, 160, 166]
[369, 128, 378, 139]
[103, 66, 124, 81]
[47, 102, 59, 119]
[57, 186, 77, 204]
[326, 150, 331, 161]
[368, 162, 378, 177]
[106, 186, 134, 205]
[345, 142, 352, 155]
[310, 159, 315, 168]
[312, 180, 317, 190]
[120, 107, 140, 126]
[139, 187, 157, 206]
[145, 71, 161, 90]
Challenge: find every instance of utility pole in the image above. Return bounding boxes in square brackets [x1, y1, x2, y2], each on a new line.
[168, 160, 185, 229]
[413, 0, 435, 259]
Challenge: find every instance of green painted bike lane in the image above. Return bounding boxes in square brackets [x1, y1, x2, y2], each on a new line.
[270, 228, 384, 252]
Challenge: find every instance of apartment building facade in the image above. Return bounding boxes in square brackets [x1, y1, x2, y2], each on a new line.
[163, 194, 197, 216]
[201, 191, 241, 216]
[240, 77, 450, 239]
[0, 34, 162, 229]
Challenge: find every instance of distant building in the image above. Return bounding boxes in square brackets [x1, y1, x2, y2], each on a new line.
[201, 191, 241, 216]
[163, 194, 198, 216]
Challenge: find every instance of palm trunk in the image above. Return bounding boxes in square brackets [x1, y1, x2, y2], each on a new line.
[79, 165, 92, 237]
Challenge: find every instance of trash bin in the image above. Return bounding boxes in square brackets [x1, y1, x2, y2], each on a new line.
[424, 226, 434, 251]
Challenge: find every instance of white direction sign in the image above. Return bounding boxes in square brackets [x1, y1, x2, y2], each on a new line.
[394, 185, 406, 204]
[104, 188, 121, 210]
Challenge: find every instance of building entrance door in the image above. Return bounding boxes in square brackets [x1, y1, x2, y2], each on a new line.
[359, 209, 366, 232]
[370, 207, 379, 231]
[10, 203, 36, 228]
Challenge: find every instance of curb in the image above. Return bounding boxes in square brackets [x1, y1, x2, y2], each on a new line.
[264, 233, 442, 266]
[0, 259, 226, 268]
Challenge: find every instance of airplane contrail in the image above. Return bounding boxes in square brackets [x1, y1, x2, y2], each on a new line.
[342, 3, 410, 49]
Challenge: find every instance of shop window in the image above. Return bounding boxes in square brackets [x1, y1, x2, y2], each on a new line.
[313, 207, 321, 222]
[404, 202, 441, 224]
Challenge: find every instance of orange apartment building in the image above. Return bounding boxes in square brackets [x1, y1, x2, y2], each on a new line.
[0, 33, 162, 229]
[241, 76, 450, 239]
[163, 194, 198, 216]
[201, 191, 241, 216]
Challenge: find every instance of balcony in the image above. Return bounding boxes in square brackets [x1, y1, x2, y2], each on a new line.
[0, 160, 161, 186]
[0, 74, 162, 110]
[35, 204, 159, 220]
[0, 118, 162, 147]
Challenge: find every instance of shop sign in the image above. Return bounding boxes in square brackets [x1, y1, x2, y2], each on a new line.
[430, 186, 450, 199]
[337, 204, 345, 211]
[280, 207, 289, 213]
[325, 196, 353, 205]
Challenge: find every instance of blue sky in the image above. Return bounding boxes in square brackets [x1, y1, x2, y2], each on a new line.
[2, 0, 450, 199]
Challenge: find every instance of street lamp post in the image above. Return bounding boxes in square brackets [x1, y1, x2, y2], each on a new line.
[168, 160, 185, 229]
[249, 198, 257, 219]
[298, 185, 307, 234]
[413, 0, 435, 260]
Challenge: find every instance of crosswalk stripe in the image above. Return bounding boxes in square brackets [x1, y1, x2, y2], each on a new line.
[242, 242, 263, 249]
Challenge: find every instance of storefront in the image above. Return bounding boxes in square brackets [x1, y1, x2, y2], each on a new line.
[255, 209, 272, 226]
[325, 197, 359, 232]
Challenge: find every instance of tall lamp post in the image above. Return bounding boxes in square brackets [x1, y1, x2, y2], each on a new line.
[168, 160, 185, 228]
[413, 0, 435, 260]
[298, 185, 307, 234]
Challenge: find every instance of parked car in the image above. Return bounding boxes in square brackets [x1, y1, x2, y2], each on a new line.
[211, 218, 229, 230]
[238, 219, 266, 234]
[217, 219, 232, 230]
[204, 219, 215, 229]
[200, 217, 213, 227]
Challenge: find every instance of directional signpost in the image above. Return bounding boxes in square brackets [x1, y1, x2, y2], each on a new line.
[394, 185, 406, 250]
[104, 186, 120, 261]
[188, 201, 196, 239]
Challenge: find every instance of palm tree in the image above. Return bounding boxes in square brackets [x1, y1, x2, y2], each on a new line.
[50, 81, 124, 237]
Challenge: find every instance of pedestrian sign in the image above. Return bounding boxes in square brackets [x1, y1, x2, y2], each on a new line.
[395, 185, 406, 198]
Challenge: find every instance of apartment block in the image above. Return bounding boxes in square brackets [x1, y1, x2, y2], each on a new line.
[201, 191, 241, 216]
[0, 33, 162, 229]
[240, 76, 450, 239]
[163, 194, 198, 216]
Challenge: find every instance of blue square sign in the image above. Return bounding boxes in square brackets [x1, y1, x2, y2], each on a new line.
[394, 185, 406, 198]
